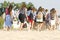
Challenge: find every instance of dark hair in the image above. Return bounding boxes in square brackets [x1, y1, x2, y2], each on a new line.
[8, 4, 13, 14]
[36, 6, 43, 14]
[50, 8, 56, 16]
[50, 8, 56, 12]
[27, 6, 32, 11]
[20, 2, 26, 9]
[45, 9, 48, 12]
[38, 6, 43, 12]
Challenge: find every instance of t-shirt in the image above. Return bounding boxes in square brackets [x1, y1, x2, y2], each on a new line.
[33, 11, 36, 20]
[5, 8, 9, 15]
[20, 8, 27, 15]
[27, 10, 31, 16]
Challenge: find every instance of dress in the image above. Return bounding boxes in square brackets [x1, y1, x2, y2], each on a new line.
[5, 14, 12, 27]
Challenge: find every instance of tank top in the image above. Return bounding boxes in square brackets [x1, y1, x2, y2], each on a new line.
[5, 8, 9, 15]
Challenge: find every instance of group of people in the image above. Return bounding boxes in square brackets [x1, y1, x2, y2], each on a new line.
[3, 4, 59, 31]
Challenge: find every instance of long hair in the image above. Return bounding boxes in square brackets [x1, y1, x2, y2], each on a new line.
[50, 8, 56, 13]
[8, 4, 13, 15]
[27, 6, 32, 11]
[36, 6, 43, 14]
[20, 2, 26, 10]
[50, 8, 56, 17]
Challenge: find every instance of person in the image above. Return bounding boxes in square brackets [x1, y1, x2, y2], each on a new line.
[45, 9, 51, 30]
[18, 3, 27, 30]
[27, 6, 34, 30]
[50, 8, 57, 30]
[32, 7, 37, 30]
[35, 7, 44, 31]
[4, 4, 13, 31]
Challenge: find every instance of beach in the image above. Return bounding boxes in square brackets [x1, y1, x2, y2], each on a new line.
[0, 30, 60, 40]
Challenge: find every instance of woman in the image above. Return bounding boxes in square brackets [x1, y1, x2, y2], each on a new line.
[18, 3, 27, 30]
[35, 7, 44, 31]
[32, 7, 37, 30]
[27, 6, 37, 30]
[50, 8, 57, 30]
[4, 4, 13, 31]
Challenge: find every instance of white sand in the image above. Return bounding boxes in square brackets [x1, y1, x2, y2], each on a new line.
[0, 30, 60, 40]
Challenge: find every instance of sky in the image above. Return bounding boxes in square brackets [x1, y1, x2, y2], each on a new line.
[0, 0, 60, 15]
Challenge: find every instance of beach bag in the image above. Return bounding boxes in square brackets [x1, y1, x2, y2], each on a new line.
[23, 21, 27, 28]
[23, 23, 27, 28]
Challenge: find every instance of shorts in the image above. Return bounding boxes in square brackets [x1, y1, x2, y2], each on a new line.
[50, 20, 55, 25]
[35, 18, 43, 23]
[28, 16, 33, 24]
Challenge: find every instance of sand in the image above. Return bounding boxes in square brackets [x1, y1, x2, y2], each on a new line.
[0, 30, 60, 40]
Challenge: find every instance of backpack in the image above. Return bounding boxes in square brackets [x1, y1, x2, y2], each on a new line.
[29, 12, 33, 20]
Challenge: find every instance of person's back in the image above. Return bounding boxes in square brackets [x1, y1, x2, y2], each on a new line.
[36, 12, 43, 22]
